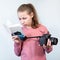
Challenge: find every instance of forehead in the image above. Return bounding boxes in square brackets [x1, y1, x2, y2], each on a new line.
[17, 11, 29, 17]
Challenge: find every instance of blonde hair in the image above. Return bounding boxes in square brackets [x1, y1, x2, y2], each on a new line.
[17, 3, 40, 28]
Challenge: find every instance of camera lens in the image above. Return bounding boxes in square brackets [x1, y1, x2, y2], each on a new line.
[50, 37, 58, 45]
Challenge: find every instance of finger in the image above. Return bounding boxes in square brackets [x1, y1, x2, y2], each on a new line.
[12, 35, 18, 38]
[47, 39, 51, 46]
[14, 40, 20, 43]
[12, 36, 19, 39]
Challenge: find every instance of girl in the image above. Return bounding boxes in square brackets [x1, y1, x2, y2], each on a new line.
[12, 3, 53, 60]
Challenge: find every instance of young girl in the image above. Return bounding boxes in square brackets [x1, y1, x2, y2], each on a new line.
[12, 3, 53, 60]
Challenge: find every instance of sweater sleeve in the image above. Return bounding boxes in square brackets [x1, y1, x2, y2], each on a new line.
[39, 24, 53, 53]
[14, 41, 23, 56]
[38, 24, 49, 35]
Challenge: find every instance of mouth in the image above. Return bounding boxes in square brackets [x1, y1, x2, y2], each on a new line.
[22, 23, 27, 26]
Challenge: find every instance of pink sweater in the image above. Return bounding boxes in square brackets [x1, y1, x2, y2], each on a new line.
[14, 24, 52, 60]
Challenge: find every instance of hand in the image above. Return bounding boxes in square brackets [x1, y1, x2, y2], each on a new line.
[43, 39, 52, 48]
[12, 35, 20, 43]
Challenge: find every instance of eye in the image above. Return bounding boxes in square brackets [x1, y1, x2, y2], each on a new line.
[19, 18, 21, 20]
[22, 17, 27, 20]
[19, 17, 27, 20]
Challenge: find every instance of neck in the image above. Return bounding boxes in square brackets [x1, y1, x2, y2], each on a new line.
[26, 25, 32, 28]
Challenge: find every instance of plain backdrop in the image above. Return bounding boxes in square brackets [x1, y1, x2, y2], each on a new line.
[0, 0, 60, 60]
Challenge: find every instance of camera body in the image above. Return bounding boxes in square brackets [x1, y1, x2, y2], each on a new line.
[12, 31, 58, 46]
[12, 31, 27, 40]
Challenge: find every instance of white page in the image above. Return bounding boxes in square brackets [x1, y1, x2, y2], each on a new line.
[3, 23, 24, 36]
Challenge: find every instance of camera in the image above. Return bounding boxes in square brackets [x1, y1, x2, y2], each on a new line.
[12, 31, 27, 40]
[39, 34, 58, 46]
[12, 31, 58, 46]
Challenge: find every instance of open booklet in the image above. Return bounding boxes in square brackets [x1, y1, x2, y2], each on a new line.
[3, 24, 24, 36]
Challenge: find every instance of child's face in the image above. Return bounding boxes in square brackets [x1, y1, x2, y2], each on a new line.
[17, 11, 33, 27]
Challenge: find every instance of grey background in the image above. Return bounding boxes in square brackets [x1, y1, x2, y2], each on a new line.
[0, 0, 60, 60]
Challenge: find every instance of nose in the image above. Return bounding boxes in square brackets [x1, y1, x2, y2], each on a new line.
[20, 20, 25, 24]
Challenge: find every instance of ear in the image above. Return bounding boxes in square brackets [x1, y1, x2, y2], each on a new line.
[30, 12, 34, 18]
